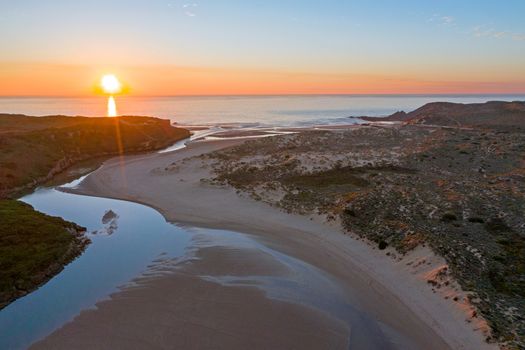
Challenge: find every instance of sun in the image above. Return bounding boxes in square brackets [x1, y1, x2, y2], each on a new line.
[100, 74, 122, 116]
[101, 74, 122, 94]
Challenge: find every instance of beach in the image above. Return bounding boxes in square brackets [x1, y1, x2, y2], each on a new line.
[34, 129, 498, 350]
[2, 0, 524, 346]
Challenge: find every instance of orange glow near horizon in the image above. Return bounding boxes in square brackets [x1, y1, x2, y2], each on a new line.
[0, 63, 524, 97]
[1, 2, 524, 98]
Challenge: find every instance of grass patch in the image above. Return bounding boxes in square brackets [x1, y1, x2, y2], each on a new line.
[0, 115, 190, 198]
[0, 200, 89, 308]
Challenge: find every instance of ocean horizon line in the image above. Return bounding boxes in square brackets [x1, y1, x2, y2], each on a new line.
[1, 93, 525, 99]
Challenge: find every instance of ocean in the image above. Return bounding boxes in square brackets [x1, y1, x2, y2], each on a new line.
[1, 95, 523, 127]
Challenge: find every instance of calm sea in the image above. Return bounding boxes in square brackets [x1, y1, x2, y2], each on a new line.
[1, 95, 523, 127]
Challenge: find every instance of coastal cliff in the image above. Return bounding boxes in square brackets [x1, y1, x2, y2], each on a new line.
[0, 114, 190, 198]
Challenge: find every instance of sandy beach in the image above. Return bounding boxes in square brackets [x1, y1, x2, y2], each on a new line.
[40, 133, 498, 350]
[3, 0, 524, 346]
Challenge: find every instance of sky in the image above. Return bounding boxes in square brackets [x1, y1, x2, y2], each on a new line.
[0, 0, 524, 96]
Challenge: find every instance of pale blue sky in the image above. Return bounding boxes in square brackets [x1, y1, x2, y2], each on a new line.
[0, 1, 524, 95]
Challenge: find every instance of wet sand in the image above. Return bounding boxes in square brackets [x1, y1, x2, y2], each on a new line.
[32, 234, 352, 350]
[48, 136, 496, 350]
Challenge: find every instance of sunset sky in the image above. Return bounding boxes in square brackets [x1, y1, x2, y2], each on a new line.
[1, 0, 524, 96]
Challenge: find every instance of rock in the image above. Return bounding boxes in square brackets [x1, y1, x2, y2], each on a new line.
[102, 210, 118, 224]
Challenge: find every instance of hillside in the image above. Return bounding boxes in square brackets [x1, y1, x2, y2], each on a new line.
[360, 101, 525, 129]
[0, 114, 189, 309]
[204, 123, 525, 348]
[0, 114, 190, 198]
[0, 200, 89, 309]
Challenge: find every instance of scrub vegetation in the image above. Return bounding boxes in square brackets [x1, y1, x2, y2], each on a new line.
[0, 200, 89, 309]
[206, 101, 525, 348]
[0, 114, 190, 309]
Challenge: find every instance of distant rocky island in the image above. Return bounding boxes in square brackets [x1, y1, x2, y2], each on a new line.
[0, 114, 190, 309]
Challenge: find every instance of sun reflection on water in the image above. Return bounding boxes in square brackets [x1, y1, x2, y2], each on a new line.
[107, 96, 118, 117]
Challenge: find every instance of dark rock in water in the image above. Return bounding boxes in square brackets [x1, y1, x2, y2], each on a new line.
[100, 210, 119, 235]
[106, 221, 118, 235]
[102, 210, 118, 224]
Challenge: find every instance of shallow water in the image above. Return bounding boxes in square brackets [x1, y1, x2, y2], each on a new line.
[0, 186, 192, 350]
[1, 95, 523, 127]
[193, 229, 407, 350]
[1, 177, 412, 349]
[157, 127, 217, 153]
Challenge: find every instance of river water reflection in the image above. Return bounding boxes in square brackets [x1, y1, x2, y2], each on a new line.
[0, 184, 191, 350]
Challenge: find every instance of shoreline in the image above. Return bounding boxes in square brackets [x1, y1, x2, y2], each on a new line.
[0, 200, 90, 311]
[57, 134, 496, 349]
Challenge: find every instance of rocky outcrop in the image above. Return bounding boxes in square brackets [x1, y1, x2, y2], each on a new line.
[360, 101, 525, 129]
